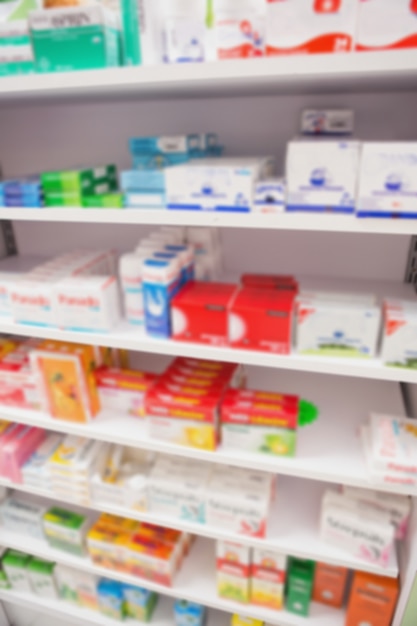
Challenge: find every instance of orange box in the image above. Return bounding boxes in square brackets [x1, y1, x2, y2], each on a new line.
[312, 562, 348, 608]
[31, 340, 101, 423]
[345, 571, 399, 626]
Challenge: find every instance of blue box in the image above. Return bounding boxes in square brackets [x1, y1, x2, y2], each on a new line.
[0, 176, 41, 196]
[120, 170, 165, 192]
[174, 600, 206, 626]
[129, 134, 218, 156]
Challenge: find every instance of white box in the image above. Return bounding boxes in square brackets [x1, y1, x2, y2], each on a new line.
[254, 179, 285, 213]
[266, 0, 357, 55]
[53, 275, 121, 332]
[21, 433, 63, 490]
[0, 497, 47, 540]
[356, 0, 417, 52]
[296, 292, 381, 358]
[10, 278, 57, 327]
[357, 143, 417, 218]
[286, 139, 360, 213]
[321, 490, 395, 567]
[381, 299, 417, 367]
[48, 436, 105, 480]
[166, 157, 275, 212]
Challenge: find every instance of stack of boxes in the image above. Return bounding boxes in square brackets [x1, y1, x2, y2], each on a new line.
[0, 422, 46, 482]
[40, 165, 119, 208]
[0, 176, 42, 207]
[43, 506, 91, 556]
[145, 357, 241, 451]
[21, 433, 63, 492]
[121, 134, 222, 209]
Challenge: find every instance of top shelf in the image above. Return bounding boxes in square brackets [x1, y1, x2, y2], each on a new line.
[1, 50, 417, 104]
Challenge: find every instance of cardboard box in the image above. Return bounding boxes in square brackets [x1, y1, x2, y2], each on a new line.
[216, 541, 251, 604]
[95, 366, 155, 416]
[2, 550, 31, 592]
[241, 274, 298, 292]
[229, 287, 295, 354]
[30, 6, 120, 73]
[356, 0, 417, 52]
[381, 299, 417, 367]
[28, 557, 57, 599]
[357, 143, 417, 218]
[286, 139, 360, 213]
[286, 558, 315, 617]
[251, 549, 287, 610]
[266, 0, 357, 55]
[254, 179, 285, 213]
[166, 157, 275, 212]
[312, 562, 348, 608]
[172, 282, 237, 346]
[345, 571, 399, 626]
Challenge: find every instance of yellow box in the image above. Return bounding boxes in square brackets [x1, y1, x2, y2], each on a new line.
[231, 616, 264, 626]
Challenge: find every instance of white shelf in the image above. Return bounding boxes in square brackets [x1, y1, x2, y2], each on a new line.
[0, 529, 345, 626]
[0, 372, 410, 495]
[1, 208, 417, 235]
[0, 51, 417, 103]
[0, 475, 399, 577]
[0, 589, 230, 626]
[0, 316, 416, 382]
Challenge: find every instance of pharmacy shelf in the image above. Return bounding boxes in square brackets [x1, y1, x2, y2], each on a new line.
[0, 475, 399, 577]
[0, 530, 345, 626]
[0, 372, 410, 496]
[0, 51, 417, 103]
[1, 208, 417, 235]
[0, 589, 230, 626]
[0, 316, 416, 383]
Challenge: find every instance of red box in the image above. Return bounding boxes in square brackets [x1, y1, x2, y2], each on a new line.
[228, 287, 295, 354]
[221, 389, 299, 430]
[145, 385, 221, 423]
[171, 282, 237, 346]
[223, 388, 299, 407]
[241, 274, 298, 292]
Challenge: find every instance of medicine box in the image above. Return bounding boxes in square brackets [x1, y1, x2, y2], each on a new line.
[266, 0, 357, 55]
[95, 366, 156, 416]
[254, 179, 285, 213]
[345, 571, 399, 626]
[366, 413, 417, 478]
[295, 292, 381, 358]
[216, 541, 251, 604]
[129, 134, 218, 157]
[30, 5, 120, 73]
[358, 143, 417, 218]
[31, 340, 101, 423]
[52, 275, 121, 332]
[381, 299, 417, 367]
[174, 600, 205, 626]
[166, 157, 275, 212]
[231, 618, 264, 626]
[229, 287, 295, 354]
[221, 388, 299, 457]
[172, 282, 237, 346]
[41, 165, 117, 196]
[251, 549, 287, 610]
[312, 562, 348, 608]
[22, 433, 63, 490]
[2, 550, 32, 593]
[98, 578, 125, 620]
[54, 564, 80, 604]
[286, 558, 315, 617]
[0, 423, 46, 483]
[124, 585, 158, 622]
[356, 0, 417, 52]
[0, 496, 47, 540]
[286, 139, 360, 213]
[43, 507, 90, 556]
[28, 557, 57, 599]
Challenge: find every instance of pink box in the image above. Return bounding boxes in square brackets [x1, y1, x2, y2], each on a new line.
[0, 424, 46, 483]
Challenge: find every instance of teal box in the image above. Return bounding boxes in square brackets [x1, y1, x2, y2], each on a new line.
[0, 60, 34, 75]
[120, 0, 141, 65]
[29, 5, 120, 73]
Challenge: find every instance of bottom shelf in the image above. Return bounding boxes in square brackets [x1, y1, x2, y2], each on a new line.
[0, 588, 229, 626]
[0, 528, 346, 626]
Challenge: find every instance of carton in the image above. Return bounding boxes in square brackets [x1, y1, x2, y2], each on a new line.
[174, 600, 205, 626]
[345, 571, 399, 626]
[95, 366, 156, 416]
[43, 506, 90, 556]
[172, 282, 237, 346]
[0, 496, 47, 540]
[54, 564, 80, 603]
[30, 5, 121, 73]
[22, 433, 64, 490]
[216, 541, 251, 604]
[254, 179, 285, 213]
[357, 143, 417, 218]
[28, 557, 57, 599]
[241, 274, 298, 292]
[2, 550, 31, 593]
[286, 558, 315, 616]
[98, 579, 125, 620]
[356, 0, 417, 52]
[123, 585, 158, 622]
[251, 549, 287, 610]
[0, 423, 46, 483]
[312, 562, 348, 608]
[286, 139, 360, 213]
[229, 287, 295, 354]
[166, 157, 275, 212]
[381, 299, 417, 367]
[266, 0, 357, 55]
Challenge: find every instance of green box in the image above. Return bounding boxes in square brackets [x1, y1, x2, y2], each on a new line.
[286, 559, 315, 617]
[43, 507, 88, 556]
[29, 5, 120, 73]
[82, 193, 124, 208]
[41, 165, 117, 195]
[123, 586, 158, 622]
[0, 59, 34, 75]
[2, 550, 31, 592]
[120, 0, 141, 65]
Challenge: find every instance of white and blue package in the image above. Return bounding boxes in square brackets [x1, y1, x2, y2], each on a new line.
[254, 178, 285, 212]
[286, 139, 360, 213]
[174, 599, 206, 626]
[129, 134, 218, 156]
[165, 244, 195, 283]
[120, 170, 165, 192]
[142, 257, 181, 338]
